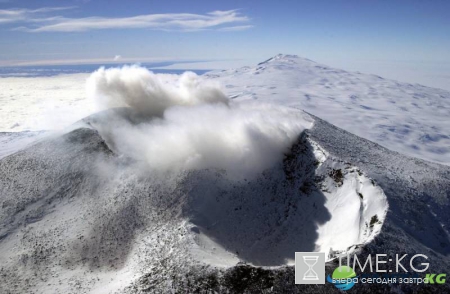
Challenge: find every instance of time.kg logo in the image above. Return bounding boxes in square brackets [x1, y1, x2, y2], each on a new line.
[295, 252, 325, 284]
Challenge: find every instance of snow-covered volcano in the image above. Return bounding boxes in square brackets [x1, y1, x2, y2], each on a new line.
[0, 113, 389, 293]
[0, 55, 449, 293]
[208, 54, 450, 165]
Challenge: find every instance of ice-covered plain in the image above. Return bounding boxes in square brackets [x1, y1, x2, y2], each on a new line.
[0, 73, 93, 132]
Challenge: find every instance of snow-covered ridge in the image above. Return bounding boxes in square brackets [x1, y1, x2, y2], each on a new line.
[208, 54, 450, 165]
[310, 140, 388, 259]
[0, 111, 449, 293]
[0, 120, 388, 293]
[257, 54, 317, 66]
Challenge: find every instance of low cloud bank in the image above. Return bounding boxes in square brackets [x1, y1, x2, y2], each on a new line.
[86, 66, 311, 177]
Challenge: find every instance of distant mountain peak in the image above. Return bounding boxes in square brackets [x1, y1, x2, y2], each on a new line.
[258, 54, 317, 66]
[275, 53, 299, 58]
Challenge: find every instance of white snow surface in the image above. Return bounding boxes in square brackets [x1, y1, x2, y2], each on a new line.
[0, 73, 94, 132]
[207, 54, 450, 165]
[310, 141, 387, 259]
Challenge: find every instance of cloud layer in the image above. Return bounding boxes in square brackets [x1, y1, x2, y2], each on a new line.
[86, 66, 310, 178]
[0, 7, 251, 32]
[0, 6, 75, 24]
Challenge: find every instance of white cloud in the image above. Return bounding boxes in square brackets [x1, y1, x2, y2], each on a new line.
[113, 55, 121, 61]
[6, 56, 186, 66]
[86, 66, 309, 178]
[87, 65, 229, 117]
[0, 6, 75, 24]
[4, 8, 252, 32]
[218, 25, 254, 32]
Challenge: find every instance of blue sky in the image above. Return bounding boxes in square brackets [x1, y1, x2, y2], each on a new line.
[0, 0, 449, 88]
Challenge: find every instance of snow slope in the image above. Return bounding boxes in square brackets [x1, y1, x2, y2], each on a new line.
[0, 131, 48, 160]
[0, 112, 448, 293]
[0, 112, 390, 293]
[207, 54, 450, 165]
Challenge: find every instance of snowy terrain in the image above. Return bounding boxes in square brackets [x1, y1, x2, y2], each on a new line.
[0, 112, 448, 293]
[0, 73, 93, 132]
[0, 55, 449, 293]
[0, 113, 392, 293]
[0, 131, 47, 160]
[1, 55, 450, 166]
[208, 54, 450, 165]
